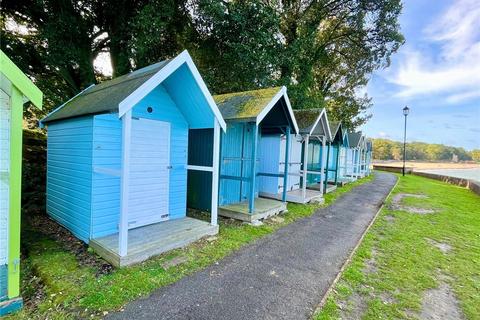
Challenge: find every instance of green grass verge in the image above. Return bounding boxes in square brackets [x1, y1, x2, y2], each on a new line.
[8, 176, 372, 319]
[314, 174, 480, 320]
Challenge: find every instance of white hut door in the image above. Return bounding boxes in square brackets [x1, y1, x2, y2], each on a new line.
[128, 118, 170, 229]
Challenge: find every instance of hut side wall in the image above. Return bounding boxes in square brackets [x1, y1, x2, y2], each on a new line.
[46, 116, 94, 243]
[90, 113, 121, 239]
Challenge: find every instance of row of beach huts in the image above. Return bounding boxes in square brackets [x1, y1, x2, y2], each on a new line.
[0, 50, 371, 314]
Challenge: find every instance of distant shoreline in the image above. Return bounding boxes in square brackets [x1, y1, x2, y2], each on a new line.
[372, 160, 480, 170]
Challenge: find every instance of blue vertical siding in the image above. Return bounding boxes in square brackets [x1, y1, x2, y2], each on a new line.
[219, 123, 243, 205]
[91, 113, 121, 238]
[0, 264, 6, 301]
[258, 134, 281, 194]
[46, 116, 93, 242]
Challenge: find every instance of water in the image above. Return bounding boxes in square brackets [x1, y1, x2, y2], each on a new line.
[419, 168, 480, 183]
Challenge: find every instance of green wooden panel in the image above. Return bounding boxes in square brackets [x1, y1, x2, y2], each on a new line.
[7, 87, 22, 299]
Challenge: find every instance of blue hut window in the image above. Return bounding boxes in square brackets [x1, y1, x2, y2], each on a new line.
[147, 106, 153, 113]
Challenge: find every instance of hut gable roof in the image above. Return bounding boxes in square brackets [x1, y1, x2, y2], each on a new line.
[214, 87, 281, 120]
[41, 61, 170, 123]
[41, 51, 226, 130]
[214, 86, 298, 133]
[348, 132, 363, 147]
[293, 108, 332, 139]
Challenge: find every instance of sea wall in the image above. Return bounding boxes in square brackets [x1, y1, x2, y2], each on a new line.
[412, 171, 480, 196]
[372, 165, 414, 174]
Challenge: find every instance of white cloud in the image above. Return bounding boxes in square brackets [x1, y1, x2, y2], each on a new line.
[387, 0, 480, 102]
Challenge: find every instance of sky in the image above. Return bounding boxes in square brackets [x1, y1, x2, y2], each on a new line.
[360, 0, 480, 151]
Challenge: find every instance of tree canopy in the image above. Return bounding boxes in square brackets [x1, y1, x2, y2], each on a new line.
[1, 0, 404, 129]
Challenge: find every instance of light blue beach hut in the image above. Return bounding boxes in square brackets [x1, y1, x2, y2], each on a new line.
[213, 87, 299, 222]
[346, 132, 364, 180]
[40, 51, 226, 267]
[258, 108, 331, 203]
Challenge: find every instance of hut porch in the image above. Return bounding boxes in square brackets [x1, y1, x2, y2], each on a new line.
[219, 198, 287, 222]
[90, 217, 218, 267]
[307, 182, 337, 193]
[259, 188, 324, 204]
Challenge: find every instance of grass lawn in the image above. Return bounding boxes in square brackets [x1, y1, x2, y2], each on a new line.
[314, 174, 480, 320]
[8, 176, 372, 319]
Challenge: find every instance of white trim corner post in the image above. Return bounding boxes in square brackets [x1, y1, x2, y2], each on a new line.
[282, 126, 291, 202]
[211, 119, 220, 226]
[301, 134, 309, 199]
[320, 136, 326, 194]
[119, 109, 132, 257]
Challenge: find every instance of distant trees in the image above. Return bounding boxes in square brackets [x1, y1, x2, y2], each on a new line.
[372, 139, 474, 162]
[471, 150, 480, 162]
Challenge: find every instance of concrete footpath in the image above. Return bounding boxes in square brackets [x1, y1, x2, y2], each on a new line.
[107, 172, 397, 320]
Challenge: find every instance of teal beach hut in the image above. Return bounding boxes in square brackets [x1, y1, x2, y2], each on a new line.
[323, 121, 348, 191]
[214, 87, 299, 222]
[40, 51, 226, 267]
[258, 108, 331, 203]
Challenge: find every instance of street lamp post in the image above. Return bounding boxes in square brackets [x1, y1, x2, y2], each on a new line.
[402, 106, 410, 176]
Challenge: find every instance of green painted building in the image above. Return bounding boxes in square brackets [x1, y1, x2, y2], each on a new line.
[0, 50, 43, 315]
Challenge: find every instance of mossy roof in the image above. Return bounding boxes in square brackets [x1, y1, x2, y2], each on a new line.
[293, 108, 322, 134]
[41, 60, 170, 123]
[213, 87, 282, 121]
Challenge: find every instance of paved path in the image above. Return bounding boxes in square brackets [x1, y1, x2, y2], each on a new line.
[108, 172, 397, 320]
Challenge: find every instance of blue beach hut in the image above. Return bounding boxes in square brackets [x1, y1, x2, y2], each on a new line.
[323, 121, 348, 191]
[258, 108, 331, 203]
[40, 51, 226, 267]
[214, 87, 299, 222]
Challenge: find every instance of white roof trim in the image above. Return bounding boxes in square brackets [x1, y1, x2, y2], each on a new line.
[118, 50, 226, 131]
[255, 86, 299, 134]
[308, 108, 333, 141]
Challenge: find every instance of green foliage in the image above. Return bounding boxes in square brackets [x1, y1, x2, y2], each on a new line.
[2, 0, 404, 130]
[314, 174, 480, 319]
[372, 138, 474, 161]
[471, 149, 480, 162]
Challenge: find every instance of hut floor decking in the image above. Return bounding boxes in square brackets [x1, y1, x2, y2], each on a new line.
[259, 188, 324, 204]
[90, 217, 218, 267]
[307, 182, 337, 194]
[219, 198, 287, 222]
